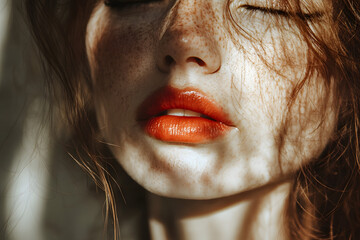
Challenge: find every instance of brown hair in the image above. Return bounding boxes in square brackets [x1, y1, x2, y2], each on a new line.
[24, 0, 360, 239]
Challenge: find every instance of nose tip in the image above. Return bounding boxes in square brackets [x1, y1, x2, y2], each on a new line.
[156, 10, 221, 74]
[160, 52, 221, 74]
[157, 34, 221, 74]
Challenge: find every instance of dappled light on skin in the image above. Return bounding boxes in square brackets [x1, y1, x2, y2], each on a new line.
[19, 0, 360, 238]
[83, 0, 338, 239]
[86, 0, 336, 199]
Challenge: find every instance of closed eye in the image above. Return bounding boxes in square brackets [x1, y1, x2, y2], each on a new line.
[241, 4, 324, 21]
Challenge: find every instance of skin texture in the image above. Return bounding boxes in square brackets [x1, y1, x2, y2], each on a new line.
[85, 0, 337, 238]
[86, 0, 336, 199]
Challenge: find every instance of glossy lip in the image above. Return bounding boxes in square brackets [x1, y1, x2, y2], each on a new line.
[137, 86, 233, 143]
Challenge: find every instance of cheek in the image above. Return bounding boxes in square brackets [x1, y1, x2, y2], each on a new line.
[228, 30, 337, 172]
[263, 64, 337, 172]
[86, 8, 158, 136]
[230, 35, 307, 128]
[261, 35, 337, 165]
[87, 21, 154, 95]
[280, 78, 337, 169]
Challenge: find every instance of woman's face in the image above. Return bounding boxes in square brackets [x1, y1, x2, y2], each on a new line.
[86, 0, 337, 199]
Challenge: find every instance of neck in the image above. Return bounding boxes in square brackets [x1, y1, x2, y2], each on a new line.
[147, 180, 291, 240]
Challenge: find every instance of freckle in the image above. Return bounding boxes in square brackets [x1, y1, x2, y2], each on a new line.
[201, 173, 211, 186]
[216, 184, 225, 193]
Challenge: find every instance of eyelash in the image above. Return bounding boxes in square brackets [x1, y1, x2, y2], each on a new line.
[103, 1, 323, 22]
[240, 5, 323, 21]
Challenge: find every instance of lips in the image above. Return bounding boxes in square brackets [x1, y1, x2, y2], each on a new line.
[137, 86, 233, 143]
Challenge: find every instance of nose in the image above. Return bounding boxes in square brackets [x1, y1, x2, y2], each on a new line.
[156, 1, 221, 74]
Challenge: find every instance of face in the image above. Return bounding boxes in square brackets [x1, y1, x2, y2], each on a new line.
[86, 0, 337, 199]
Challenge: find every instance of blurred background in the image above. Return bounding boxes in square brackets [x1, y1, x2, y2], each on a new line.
[0, 0, 106, 239]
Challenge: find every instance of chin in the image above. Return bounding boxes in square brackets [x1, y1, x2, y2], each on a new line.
[108, 136, 292, 200]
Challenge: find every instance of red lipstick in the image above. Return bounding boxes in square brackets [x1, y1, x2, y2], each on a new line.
[138, 86, 233, 143]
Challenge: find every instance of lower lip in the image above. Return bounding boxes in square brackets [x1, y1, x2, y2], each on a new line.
[143, 115, 231, 143]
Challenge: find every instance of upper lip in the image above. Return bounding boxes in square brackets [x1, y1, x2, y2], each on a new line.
[137, 86, 233, 126]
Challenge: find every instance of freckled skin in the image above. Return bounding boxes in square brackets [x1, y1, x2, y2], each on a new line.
[86, 0, 336, 200]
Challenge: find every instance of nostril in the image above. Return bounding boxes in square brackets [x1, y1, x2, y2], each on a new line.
[187, 57, 206, 67]
[165, 55, 175, 66]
